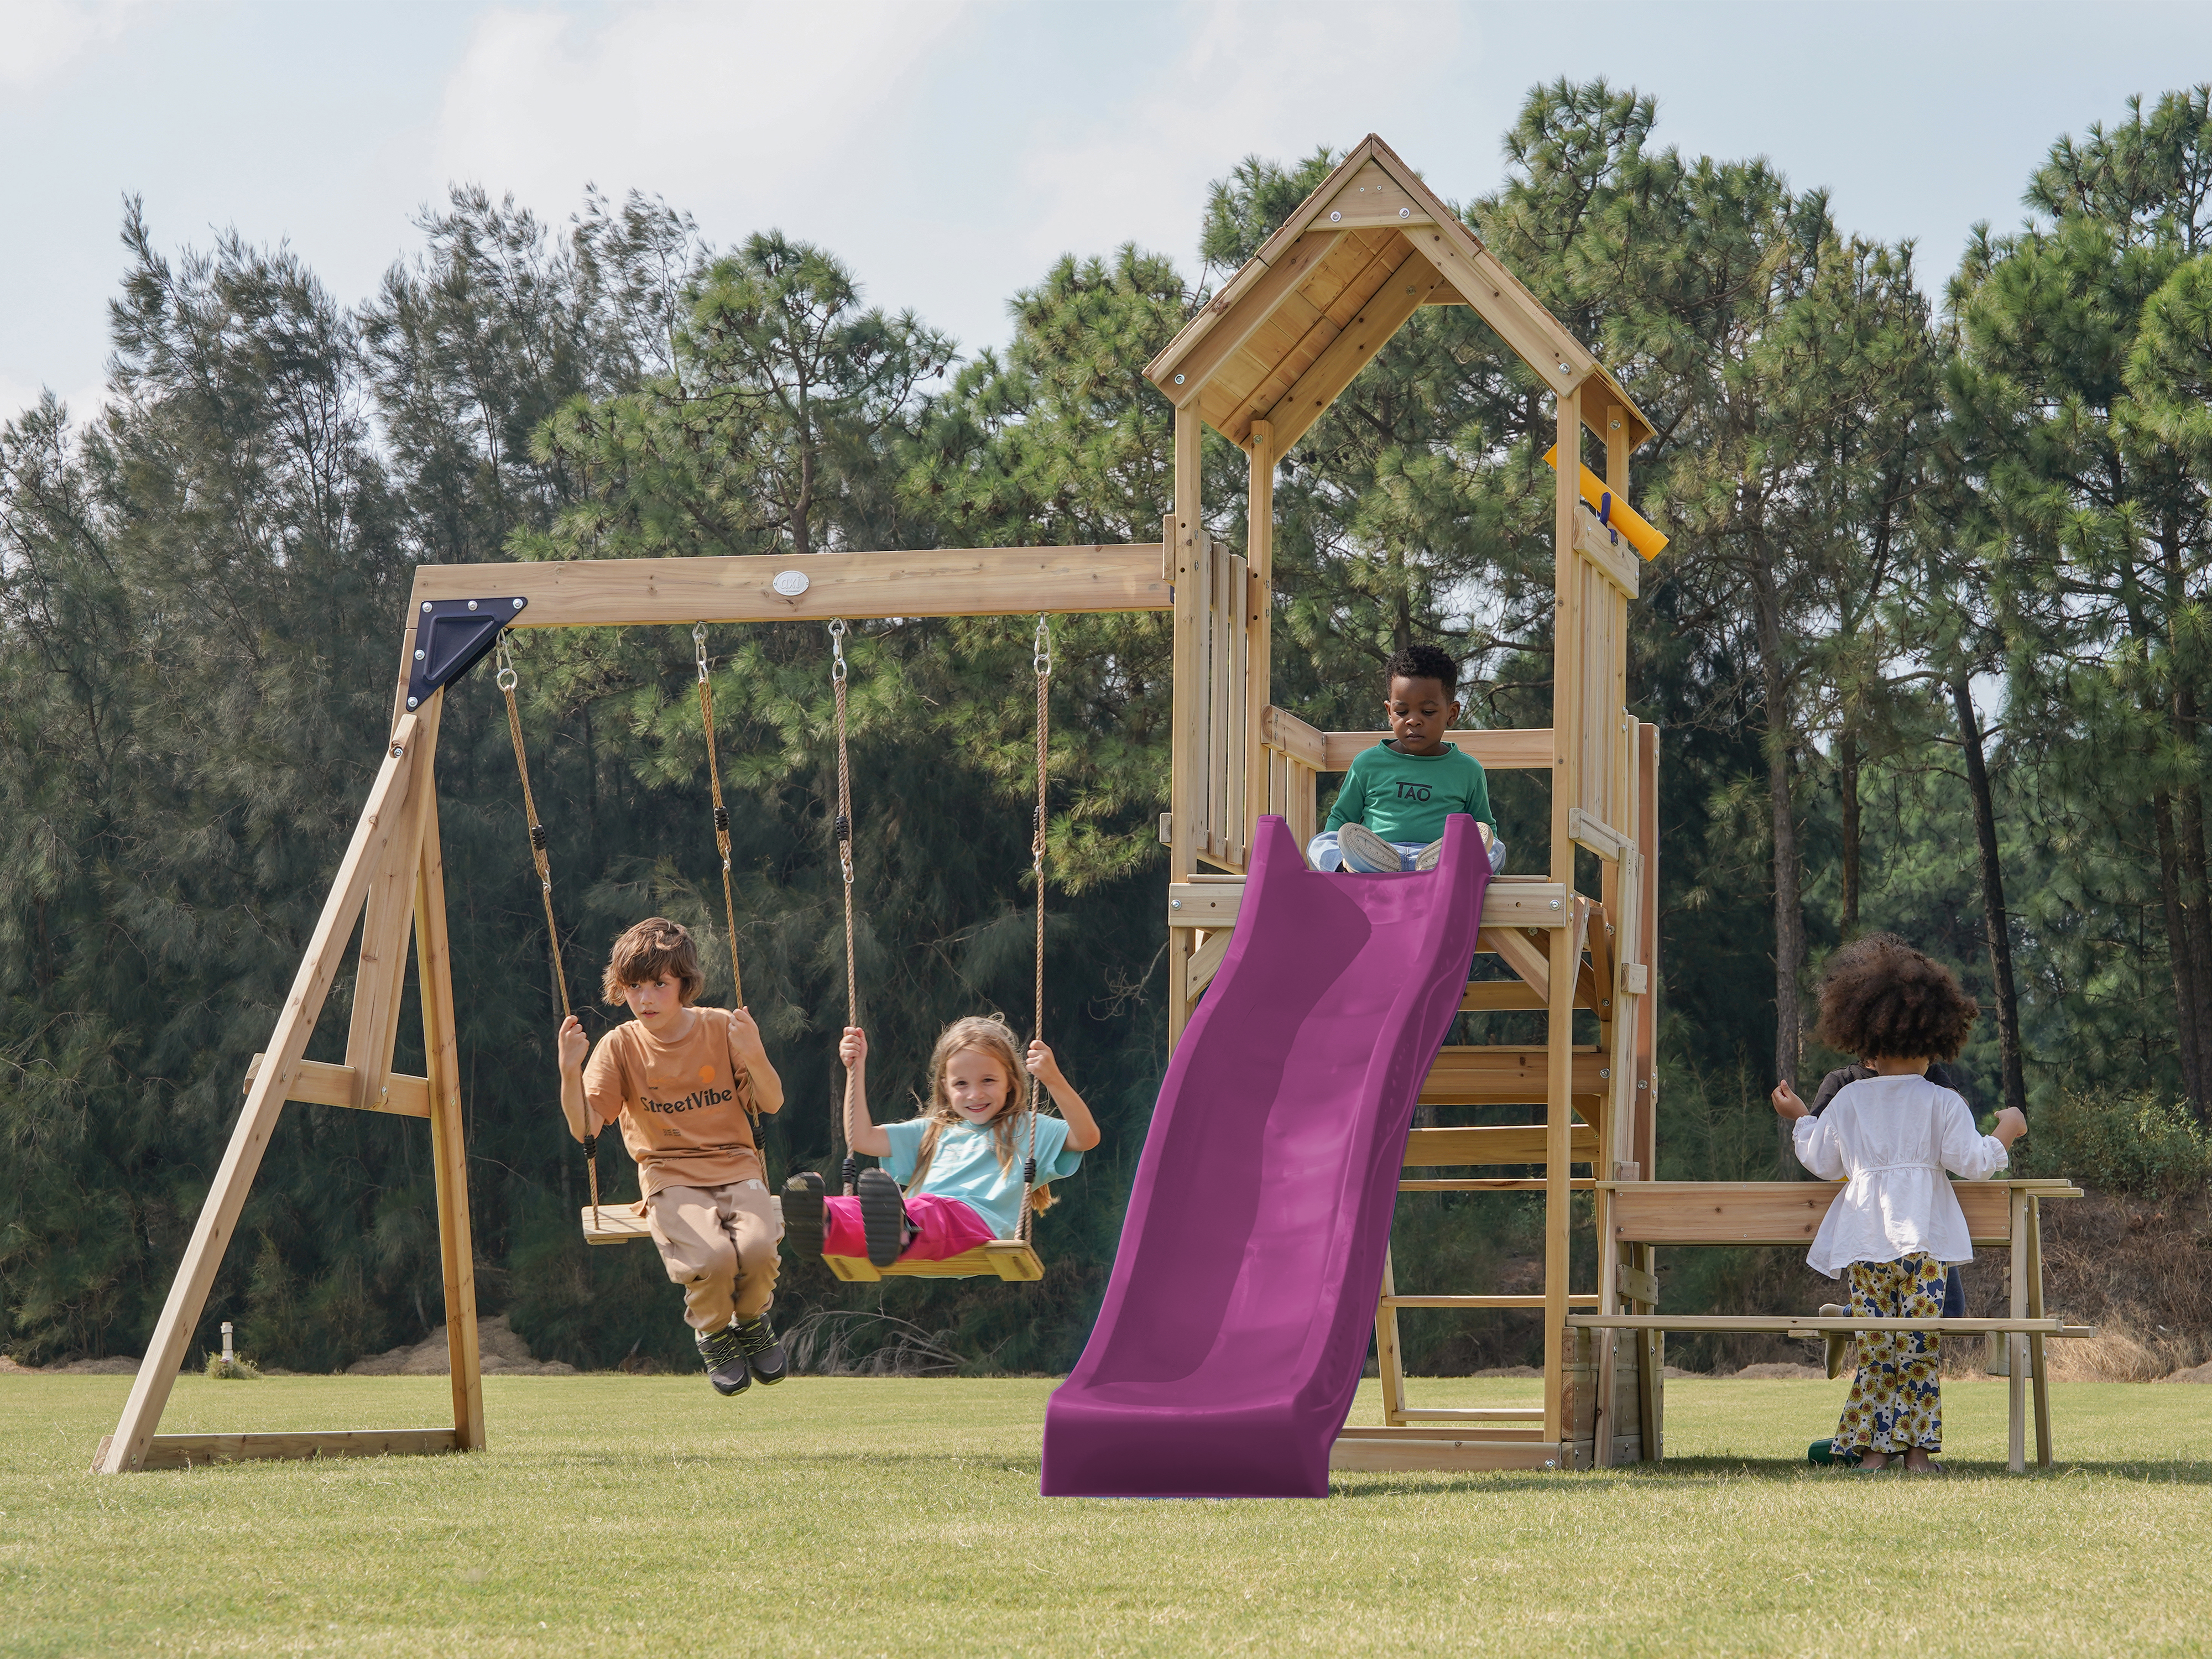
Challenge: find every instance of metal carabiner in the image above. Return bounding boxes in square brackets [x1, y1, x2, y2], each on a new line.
[494, 632, 519, 692]
[693, 621, 711, 685]
[1033, 614, 1052, 677]
[830, 618, 848, 684]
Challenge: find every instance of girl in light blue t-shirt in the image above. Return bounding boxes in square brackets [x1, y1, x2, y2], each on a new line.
[781, 1015, 1101, 1270]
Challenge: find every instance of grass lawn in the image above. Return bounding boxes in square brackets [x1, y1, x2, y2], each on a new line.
[2, 1372, 2206, 1655]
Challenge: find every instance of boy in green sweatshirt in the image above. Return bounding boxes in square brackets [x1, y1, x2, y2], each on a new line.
[1308, 644, 1503, 874]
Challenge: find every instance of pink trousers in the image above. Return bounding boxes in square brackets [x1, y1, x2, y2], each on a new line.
[821, 1193, 996, 1261]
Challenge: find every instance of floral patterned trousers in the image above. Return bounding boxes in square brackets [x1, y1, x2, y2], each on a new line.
[1836, 1252, 1945, 1455]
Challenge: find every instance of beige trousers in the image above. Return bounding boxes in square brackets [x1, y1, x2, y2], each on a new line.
[645, 1179, 781, 1331]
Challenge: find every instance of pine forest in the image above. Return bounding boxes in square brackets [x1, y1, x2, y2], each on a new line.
[7, 81, 2212, 1377]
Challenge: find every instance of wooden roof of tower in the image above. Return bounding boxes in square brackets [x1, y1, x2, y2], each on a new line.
[1146, 134, 1654, 455]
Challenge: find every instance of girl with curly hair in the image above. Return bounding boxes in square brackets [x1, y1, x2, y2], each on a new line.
[1771, 934, 2027, 1472]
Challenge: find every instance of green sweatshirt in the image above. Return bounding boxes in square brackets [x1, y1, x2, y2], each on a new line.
[1324, 740, 1494, 845]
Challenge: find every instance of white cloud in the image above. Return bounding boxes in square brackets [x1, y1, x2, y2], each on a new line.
[1008, 0, 1470, 281]
[430, 1, 978, 226]
[0, 0, 173, 90]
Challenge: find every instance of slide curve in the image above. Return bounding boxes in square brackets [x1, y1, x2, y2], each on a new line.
[1042, 811, 1490, 1498]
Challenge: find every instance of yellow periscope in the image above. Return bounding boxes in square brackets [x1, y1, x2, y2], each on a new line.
[1541, 446, 1669, 561]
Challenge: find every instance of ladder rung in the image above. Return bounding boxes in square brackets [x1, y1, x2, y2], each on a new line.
[1396, 1407, 1546, 1421]
[1382, 1293, 1602, 1310]
[1399, 1178, 1595, 1192]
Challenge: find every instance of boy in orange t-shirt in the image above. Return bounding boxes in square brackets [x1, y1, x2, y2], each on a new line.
[557, 917, 787, 1396]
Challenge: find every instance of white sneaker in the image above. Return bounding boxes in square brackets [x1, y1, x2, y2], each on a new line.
[1335, 822, 1402, 873]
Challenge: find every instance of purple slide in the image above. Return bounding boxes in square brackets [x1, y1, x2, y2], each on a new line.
[1042, 812, 1490, 1498]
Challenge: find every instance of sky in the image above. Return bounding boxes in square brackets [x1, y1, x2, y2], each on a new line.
[6, 0, 2212, 425]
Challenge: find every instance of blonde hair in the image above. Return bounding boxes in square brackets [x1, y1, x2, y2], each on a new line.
[602, 917, 704, 1006]
[904, 1015, 1055, 1214]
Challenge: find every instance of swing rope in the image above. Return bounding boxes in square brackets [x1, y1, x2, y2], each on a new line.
[831, 620, 860, 1198]
[694, 624, 759, 1131]
[694, 624, 745, 1010]
[1019, 615, 1051, 1243]
[496, 634, 598, 1230]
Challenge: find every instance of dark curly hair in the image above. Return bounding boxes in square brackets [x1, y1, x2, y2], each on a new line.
[1814, 933, 1979, 1062]
[1384, 643, 1460, 700]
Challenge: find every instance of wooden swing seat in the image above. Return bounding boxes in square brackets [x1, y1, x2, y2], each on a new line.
[825, 1240, 1044, 1282]
[578, 1201, 1044, 1281]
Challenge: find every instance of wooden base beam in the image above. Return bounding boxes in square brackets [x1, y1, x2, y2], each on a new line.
[1331, 1432, 1574, 1472]
[93, 1428, 458, 1473]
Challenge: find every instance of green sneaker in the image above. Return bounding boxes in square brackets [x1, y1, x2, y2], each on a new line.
[696, 1323, 751, 1396]
[733, 1313, 787, 1386]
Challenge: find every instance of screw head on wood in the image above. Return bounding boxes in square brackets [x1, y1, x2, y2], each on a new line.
[1329, 210, 1342, 222]
[513, 597, 524, 609]
[1399, 207, 1410, 218]
[421, 601, 432, 612]
[406, 696, 418, 708]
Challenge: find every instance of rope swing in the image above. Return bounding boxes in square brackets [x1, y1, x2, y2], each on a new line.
[831, 619, 860, 1199]
[823, 616, 1053, 1265]
[495, 633, 599, 1232]
[693, 624, 758, 1130]
[1019, 614, 1051, 1243]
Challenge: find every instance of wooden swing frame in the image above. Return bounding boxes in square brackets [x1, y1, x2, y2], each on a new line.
[101, 135, 1687, 1475]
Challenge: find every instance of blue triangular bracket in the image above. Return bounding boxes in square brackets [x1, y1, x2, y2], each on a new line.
[405, 597, 529, 711]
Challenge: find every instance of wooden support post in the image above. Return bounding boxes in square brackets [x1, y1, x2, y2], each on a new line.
[1541, 381, 1583, 1443]
[1634, 723, 1661, 1178]
[1375, 1246, 1407, 1427]
[343, 697, 441, 1109]
[2027, 1193, 2051, 1467]
[1209, 538, 1236, 865]
[97, 717, 426, 1473]
[413, 744, 484, 1452]
[1244, 422, 1274, 856]
[2008, 1185, 2029, 1473]
[1167, 448, 1200, 1048]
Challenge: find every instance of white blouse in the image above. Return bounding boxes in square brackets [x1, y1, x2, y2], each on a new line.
[1792, 1074, 2010, 1276]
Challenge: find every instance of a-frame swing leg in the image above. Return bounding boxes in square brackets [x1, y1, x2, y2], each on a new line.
[96, 714, 430, 1473]
[414, 782, 485, 1449]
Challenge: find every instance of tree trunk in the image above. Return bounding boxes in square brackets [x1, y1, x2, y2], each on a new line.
[1751, 559, 1804, 1171]
[1838, 719, 1861, 937]
[1950, 674, 2028, 1120]
[2174, 701, 2212, 1118]
[2151, 789, 2205, 1114]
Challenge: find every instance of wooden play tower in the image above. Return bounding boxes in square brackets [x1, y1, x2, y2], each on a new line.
[95, 136, 1697, 1475]
[1145, 137, 1663, 1470]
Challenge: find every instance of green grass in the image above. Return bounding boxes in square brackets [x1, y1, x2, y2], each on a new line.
[2, 1374, 2207, 1655]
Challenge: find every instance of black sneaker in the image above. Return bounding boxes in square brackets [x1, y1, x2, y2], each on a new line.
[782, 1171, 826, 1258]
[733, 1313, 787, 1385]
[857, 1168, 909, 1268]
[696, 1323, 751, 1396]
